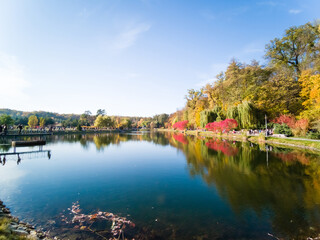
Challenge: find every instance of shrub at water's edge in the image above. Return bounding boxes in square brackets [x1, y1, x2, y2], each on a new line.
[172, 120, 189, 130]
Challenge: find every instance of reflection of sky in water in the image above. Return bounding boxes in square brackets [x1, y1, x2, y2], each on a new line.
[0, 162, 26, 200]
[0, 134, 319, 239]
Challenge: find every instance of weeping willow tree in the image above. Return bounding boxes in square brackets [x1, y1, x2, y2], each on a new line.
[200, 110, 218, 128]
[200, 106, 226, 128]
[200, 101, 264, 129]
[183, 108, 189, 121]
[225, 101, 262, 129]
[212, 105, 225, 121]
[226, 105, 238, 120]
[237, 101, 255, 129]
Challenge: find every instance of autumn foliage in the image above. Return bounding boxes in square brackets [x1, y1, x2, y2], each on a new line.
[299, 70, 320, 122]
[205, 119, 238, 133]
[172, 120, 189, 130]
[272, 115, 309, 136]
[293, 119, 309, 136]
[272, 115, 296, 128]
[165, 23, 320, 138]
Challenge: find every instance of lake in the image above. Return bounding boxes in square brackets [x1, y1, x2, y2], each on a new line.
[1, 132, 320, 239]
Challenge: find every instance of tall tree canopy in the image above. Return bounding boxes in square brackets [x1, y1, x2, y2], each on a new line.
[265, 22, 320, 76]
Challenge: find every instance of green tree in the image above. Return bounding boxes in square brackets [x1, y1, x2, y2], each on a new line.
[80, 111, 92, 126]
[44, 117, 55, 125]
[28, 115, 38, 128]
[274, 123, 293, 137]
[14, 116, 28, 125]
[84, 110, 92, 115]
[120, 118, 132, 129]
[94, 115, 114, 128]
[257, 68, 303, 117]
[77, 124, 82, 131]
[0, 114, 14, 125]
[94, 115, 104, 128]
[153, 114, 169, 127]
[185, 89, 207, 128]
[96, 109, 106, 116]
[265, 22, 319, 76]
[39, 117, 46, 128]
[200, 110, 219, 128]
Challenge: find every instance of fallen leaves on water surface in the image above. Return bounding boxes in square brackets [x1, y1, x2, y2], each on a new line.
[57, 201, 137, 240]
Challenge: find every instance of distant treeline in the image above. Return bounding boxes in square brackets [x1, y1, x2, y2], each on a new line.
[0, 108, 169, 129]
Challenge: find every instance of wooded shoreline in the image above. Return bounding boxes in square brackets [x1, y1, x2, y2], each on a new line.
[156, 128, 320, 153]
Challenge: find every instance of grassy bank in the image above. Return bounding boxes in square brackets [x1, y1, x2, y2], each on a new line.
[0, 217, 26, 240]
[266, 137, 320, 152]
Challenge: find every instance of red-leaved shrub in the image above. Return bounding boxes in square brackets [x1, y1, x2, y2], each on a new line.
[272, 115, 296, 128]
[205, 119, 238, 133]
[272, 115, 309, 136]
[292, 119, 309, 136]
[172, 120, 189, 130]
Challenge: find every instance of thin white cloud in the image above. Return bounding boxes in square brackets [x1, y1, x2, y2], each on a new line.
[289, 9, 302, 14]
[0, 53, 29, 100]
[114, 22, 151, 50]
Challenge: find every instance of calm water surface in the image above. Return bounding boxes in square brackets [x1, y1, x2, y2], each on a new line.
[1, 132, 320, 239]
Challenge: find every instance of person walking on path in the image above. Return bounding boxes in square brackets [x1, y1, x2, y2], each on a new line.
[18, 124, 23, 134]
[3, 125, 7, 136]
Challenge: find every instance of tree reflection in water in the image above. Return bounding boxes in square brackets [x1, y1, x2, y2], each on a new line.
[169, 134, 320, 239]
[173, 133, 189, 145]
[205, 139, 238, 156]
[45, 132, 320, 239]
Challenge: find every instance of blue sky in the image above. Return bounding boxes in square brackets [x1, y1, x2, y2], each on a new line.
[0, 0, 319, 117]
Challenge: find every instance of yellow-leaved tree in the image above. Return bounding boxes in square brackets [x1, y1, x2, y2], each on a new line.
[28, 115, 38, 128]
[39, 117, 46, 128]
[299, 70, 320, 123]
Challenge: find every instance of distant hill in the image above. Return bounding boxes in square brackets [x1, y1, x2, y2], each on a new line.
[0, 108, 80, 122]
